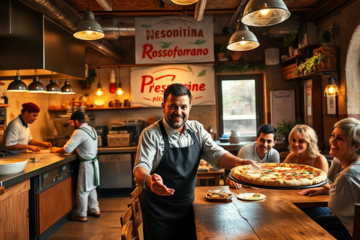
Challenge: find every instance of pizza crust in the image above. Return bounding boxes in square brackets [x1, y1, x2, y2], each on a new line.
[231, 163, 327, 187]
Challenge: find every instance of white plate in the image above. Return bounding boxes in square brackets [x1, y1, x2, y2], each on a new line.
[237, 193, 266, 201]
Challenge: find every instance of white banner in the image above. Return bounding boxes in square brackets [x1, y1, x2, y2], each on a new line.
[135, 16, 214, 64]
[131, 64, 215, 107]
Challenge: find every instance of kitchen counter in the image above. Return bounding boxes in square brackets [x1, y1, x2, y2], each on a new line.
[98, 146, 138, 154]
[0, 151, 77, 188]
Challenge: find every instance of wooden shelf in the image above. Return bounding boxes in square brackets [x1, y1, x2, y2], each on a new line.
[88, 60, 264, 68]
[281, 55, 308, 64]
[48, 106, 143, 111]
[283, 68, 339, 81]
[0, 104, 9, 107]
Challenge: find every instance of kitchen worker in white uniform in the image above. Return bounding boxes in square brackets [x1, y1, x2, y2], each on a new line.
[51, 111, 100, 222]
[1, 102, 52, 156]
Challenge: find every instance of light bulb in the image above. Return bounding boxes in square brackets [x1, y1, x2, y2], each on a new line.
[260, 9, 270, 15]
[96, 88, 104, 96]
[328, 87, 335, 94]
[116, 88, 123, 96]
[87, 30, 92, 34]
[239, 41, 246, 45]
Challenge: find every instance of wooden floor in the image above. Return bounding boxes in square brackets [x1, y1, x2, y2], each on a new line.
[49, 197, 130, 240]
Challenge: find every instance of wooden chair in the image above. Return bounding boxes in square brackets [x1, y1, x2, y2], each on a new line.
[130, 186, 143, 240]
[120, 206, 135, 240]
[353, 203, 360, 240]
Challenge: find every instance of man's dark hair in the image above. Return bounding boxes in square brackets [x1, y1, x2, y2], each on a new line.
[257, 124, 277, 141]
[163, 83, 192, 104]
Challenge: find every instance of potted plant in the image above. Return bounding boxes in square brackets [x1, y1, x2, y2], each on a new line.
[214, 43, 227, 60]
[79, 67, 96, 90]
[283, 32, 297, 57]
[319, 29, 332, 47]
[276, 117, 303, 143]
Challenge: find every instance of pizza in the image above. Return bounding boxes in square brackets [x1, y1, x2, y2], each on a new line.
[231, 163, 327, 187]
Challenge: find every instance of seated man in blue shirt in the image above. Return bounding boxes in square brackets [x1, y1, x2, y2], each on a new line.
[227, 124, 280, 188]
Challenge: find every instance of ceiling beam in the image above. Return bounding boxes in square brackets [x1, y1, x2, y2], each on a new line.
[306, 0, 352, 22]
[80, 8, 315, 17]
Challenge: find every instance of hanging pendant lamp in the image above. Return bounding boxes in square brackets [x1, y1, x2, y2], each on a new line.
[74, 0, 104, 40]
[324, 73, 339, 97]
[227, 20, 260, 51]
[242, 0, 291, 27]
[115, 67, 123, 96]
[46, 74, 61, 94]
[7, 70, 28, 92]
[28, 70, 45, 93]
[171, 0, 199, 5]
[95, 68, 105, 97]
[61, 79, 75, 94]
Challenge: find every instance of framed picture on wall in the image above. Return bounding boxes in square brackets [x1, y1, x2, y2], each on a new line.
[326, 96, 338, 116]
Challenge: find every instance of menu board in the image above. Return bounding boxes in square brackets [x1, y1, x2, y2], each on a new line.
[270, 90, 295, 128]
[135, 16, 214, 64]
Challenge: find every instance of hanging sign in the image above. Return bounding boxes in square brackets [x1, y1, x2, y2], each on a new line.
[131, 64, 215, 107]
[135, 16, 214, 64]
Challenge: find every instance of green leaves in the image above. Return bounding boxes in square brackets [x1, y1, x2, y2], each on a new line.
[213, 62, 267, 73]
[188, 39, 207, 45]
[197, 70, 206, 77]
[159, 42, 174, 48]
[141, 24, 152, 28]
[188, 66, 193, 75]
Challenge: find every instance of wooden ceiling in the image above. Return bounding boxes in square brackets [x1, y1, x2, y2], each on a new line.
[64, 0, 320, 13]
[63, 0, 356, 21]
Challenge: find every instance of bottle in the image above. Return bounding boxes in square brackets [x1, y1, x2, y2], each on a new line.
[109, 70, 116, 93]
[98, 135, 102, 147]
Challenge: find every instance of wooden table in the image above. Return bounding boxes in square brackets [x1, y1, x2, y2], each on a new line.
[196, 169, 224, 186]
[193, 186, 335, 240]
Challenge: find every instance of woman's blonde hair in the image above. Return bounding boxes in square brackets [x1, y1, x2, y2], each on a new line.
[288, 125, 320, 159]
[334, 118, 360, 156]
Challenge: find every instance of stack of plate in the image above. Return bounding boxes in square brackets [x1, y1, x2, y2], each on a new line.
[0, 159, 28, 175]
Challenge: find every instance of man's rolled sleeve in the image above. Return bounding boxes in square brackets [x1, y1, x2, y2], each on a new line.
[199, 125, 228, 170]
[133, 130, 157, 174]
[64, 130, 82, 153]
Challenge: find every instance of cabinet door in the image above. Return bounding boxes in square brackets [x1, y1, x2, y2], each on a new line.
[36, 177, 72, 235]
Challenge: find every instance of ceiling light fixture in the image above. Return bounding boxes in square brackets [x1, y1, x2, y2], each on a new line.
[74, 0, 105, 40]
[227, 1, 259, 51]
[28, 70, 45, 93]
[242, 0, 291, 27]
[115, 67, 123, 96]
[171, 0, 199, 5]
[95, 67, 105, 97]
[46, 72, 61, 94]
[7, 70, 28, 92]
[61, 79, 75, 94]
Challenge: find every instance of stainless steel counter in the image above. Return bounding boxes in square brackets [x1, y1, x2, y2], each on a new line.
[0, 151, 77, 188]
[97, 146, 137, 153]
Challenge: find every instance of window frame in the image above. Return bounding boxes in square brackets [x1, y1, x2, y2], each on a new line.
[217, 74, 263, 141]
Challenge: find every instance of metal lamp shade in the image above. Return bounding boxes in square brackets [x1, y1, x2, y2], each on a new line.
[227, 22, 260, 51]
[46, 79, 61, 94]
[28, 76, 45, 93]
[324, 74, 338, 97]
[171, 0, 199, 5]
[74, 11, 105, 40]
[242, 0, 291, 27]
[7, 76, 28, 92]
[61, 80, 75, 94]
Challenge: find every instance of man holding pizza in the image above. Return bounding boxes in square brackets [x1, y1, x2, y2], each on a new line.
[133, 83, 258, 240]
[226, 124, 280, 189]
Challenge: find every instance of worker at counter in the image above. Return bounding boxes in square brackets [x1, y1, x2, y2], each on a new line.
[1, 102, 52, 156]
[51, 111, 100, 222]
[134, 83, 258, 240]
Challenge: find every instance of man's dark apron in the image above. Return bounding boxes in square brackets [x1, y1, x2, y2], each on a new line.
[140, 120, 201, 240]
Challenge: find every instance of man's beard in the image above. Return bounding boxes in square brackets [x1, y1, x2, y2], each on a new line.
[166, 113, 186, 129]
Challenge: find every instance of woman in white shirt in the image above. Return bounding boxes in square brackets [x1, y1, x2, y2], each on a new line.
[299, 118, 360, 240]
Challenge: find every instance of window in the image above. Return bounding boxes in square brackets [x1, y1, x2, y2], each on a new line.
[217, 74, 263, 140]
